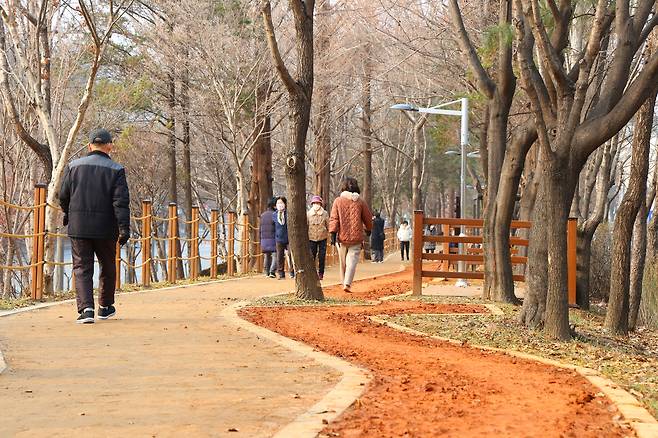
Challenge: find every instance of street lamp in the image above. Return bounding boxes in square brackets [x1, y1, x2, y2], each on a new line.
[392, 98, 470, 287]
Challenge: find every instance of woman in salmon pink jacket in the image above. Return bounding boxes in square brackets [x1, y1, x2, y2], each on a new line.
[328, 177, 373, 293]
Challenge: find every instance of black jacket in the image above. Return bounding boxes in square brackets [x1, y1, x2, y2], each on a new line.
[370, 216, 386, 250]
[58, 151, 130, 240]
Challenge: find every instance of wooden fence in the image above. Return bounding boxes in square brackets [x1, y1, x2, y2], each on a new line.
[412, 210, 577, 305]
[0, 185, 396, 300]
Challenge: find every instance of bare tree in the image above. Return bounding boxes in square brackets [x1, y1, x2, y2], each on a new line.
[261, 0, 323, 300]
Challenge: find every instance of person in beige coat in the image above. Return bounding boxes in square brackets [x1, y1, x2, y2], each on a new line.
[308, 195, 330, 280]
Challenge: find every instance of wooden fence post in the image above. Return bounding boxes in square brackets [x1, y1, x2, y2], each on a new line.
[241, 214, 249, 273]
[168, 203, 177, 284]
[442, 223, 450, 271]
[30, 184, 47, 300]
[567, 217, 577, 306]
[413, 210, 424, 296]
[36, 185, 46, 300]
[227, 211, 236, 276]
[256, 217, 263, 273]
[141, 200, 151, 287]
[191, 206, 199, 280]
[115, 241, 121, 290]
[210, 209, 218, 278]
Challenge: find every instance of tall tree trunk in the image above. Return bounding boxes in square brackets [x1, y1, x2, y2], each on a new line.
[544, 164, 572, 340]
[249, 107, 273, 270]
[606, 91, 656, 335]
[262, 0, 322, 300]
[411, 123, 424, 211]
[575, 140, 615, 310]
[181, 56, 193, 267]
[481, 96, 512, 300]
[520, 169, 548, 328]
[361, 51, 373, 260]
[629, 202, 648, 330]
[167, 72, 185, 279]
[313, 0, 332, 203]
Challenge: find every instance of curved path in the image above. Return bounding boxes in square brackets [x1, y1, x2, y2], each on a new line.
[0, 258, 402, 437]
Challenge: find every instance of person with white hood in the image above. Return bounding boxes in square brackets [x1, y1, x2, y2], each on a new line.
[329, 177, 373, 293]
[397, 219, 412, 261]
[307, 195, 329, 280]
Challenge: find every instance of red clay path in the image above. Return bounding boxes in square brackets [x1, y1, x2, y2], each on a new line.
[242, 268, 629, 437]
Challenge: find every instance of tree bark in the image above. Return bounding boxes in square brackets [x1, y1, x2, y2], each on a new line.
[605, 90, 656, 334]
[544, 159, 573, 341]
[181, 56, 193, 266]
[248, 106, 273, 269]
[520, 170, 548, 328]
[629, 202, 648, 330]
[167, 71, 185, 279]
[261, 0, 322, 300]
[575, 140, 615, 310]
[313, 0, 332, 202]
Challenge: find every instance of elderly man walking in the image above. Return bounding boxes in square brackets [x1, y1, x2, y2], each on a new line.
[59, 129, 130, 324]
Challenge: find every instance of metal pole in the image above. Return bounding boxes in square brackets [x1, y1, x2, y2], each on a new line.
[456, 97, 469, 287]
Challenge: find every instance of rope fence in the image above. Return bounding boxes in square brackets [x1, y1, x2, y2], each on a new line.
[1, 186, 398, 299]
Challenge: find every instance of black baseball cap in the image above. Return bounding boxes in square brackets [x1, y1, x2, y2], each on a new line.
[89, 128, 113, 145]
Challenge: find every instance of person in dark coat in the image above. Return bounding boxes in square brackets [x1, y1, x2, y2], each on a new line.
[274, 196, 294, 279]
[259, 198, 277, 278]
[370, 212, 385, 263]
[58, 128, 130, 324]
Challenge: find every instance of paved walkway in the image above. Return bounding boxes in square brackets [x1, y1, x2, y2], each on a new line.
[0, 258, 402, 437]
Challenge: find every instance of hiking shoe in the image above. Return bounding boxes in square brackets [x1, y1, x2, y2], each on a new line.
[268, 272, 276, 278]
[98, 305, 116, 320]
[290, 271, 295, 278]
[76, 308, 95, 324]
[343, 285, 351, 293]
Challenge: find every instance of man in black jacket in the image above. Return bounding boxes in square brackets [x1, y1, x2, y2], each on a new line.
[59, 129, 130, 324]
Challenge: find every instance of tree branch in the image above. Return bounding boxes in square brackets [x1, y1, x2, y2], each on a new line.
[446, 0, 495, 98]
[261, 0, 300, 96]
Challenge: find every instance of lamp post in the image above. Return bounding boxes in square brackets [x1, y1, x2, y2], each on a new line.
[392, 98, 470, 286]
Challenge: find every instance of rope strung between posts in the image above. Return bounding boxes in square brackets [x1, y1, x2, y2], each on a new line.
[178, 255, 200, 261]
[0, 261, 42, 270]
[152, 256, 176, 263]
[152, 215, 177, 222]
[0, 230, 45, 239]
[119, 258, 152, 269]
[130, 214, 152, 221]
[0, 199, 45, 210]
[44, 260, 73, 266]
[199, 218, 219, 226]
[46, 203, 63, 211]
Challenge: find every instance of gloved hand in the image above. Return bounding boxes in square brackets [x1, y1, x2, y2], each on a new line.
[63, 214, 68, 226]
[118, 228, 130, 246]
[330, 232, 337, 246]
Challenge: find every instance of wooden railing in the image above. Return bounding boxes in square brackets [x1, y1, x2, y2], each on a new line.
[0, 184, 398, 299]
[412, 211, 577, 305]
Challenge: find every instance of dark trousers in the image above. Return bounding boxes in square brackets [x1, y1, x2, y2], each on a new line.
[372, 249, 384, 262]
[71, 238, 116, 313]
[276, 242, 293, 276]
[400, 241, 410, 260]
[309, 239, 327, 275]
[263, 251, 275, 275]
